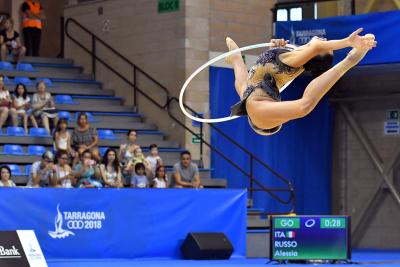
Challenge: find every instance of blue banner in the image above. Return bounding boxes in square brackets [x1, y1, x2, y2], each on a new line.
[0, 188, 247, 259]
[276, 10, 400, 65]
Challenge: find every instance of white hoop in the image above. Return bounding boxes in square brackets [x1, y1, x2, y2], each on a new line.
[179, 42, 297, 124]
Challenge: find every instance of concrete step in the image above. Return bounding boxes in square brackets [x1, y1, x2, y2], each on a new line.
[50, 81, 101, 89]
[32, 65, 82, 74]
[21, 57, 74, 65]
[246, 230, 270, 258]
[56, 104, 134, 113]
[1, 70, 93, 80]
[22, 86, 113, 96]
[0, 136, 179, 148]
[71, 96, 122, 106]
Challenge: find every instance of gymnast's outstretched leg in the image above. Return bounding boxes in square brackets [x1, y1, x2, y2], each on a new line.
[225, 37, 248, 99]
[246, 44, 374, 130]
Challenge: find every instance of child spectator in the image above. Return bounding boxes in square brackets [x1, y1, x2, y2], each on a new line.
[51, 150, 74, 188]
[53, 119, 75, 158]
[0, 75, 17, 130]
[0, 18, 26, 61]
[126, 147, 152, 176]
[99, 148, 123, 188]
[31, 81, 58, 135]
[152, 165, 168, 188]
[145, 144, 163, 176]
[0, 165, 16, 187]
[131, 162, 149, 188]
[27, 151, 54, 187]
[73, 149, 102, 188]
[12, 83, 30, 134]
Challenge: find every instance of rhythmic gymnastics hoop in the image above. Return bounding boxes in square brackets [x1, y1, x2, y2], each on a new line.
[179, 43, 297, 124]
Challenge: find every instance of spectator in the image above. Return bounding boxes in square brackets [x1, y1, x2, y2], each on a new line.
[12, 83, 30, 134]
[0, 75, 17, 130]
[53, 119, 75, 158]
[145, 144, 163, 176]
[0, 165, 16, 187]
[152, 165, 168, 189]
[21, 0, 45, 57]
[0, 18, 26, 62]
[73, 149, 102, 188]
[126, 147, 152, 177]
[27, 151, 53, 187]
[31, 81, 58, 135]
[118, 130, 140, 165]
[51, 150, 74, 188]
[171, 151, 202, 188]
[71, 112, 100, 162]
[99, 148, 123, 188]
[131, 162, 149, 188]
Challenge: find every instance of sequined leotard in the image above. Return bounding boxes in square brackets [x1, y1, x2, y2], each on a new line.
[230, 48, 301, 135]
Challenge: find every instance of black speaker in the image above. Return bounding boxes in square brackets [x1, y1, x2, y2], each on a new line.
[181, 232, 234, 260]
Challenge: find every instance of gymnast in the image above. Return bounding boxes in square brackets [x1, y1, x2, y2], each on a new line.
[227, 28, 376, 135]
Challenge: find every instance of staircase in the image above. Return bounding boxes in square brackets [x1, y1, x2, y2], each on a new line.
[0, 56, 225, 188]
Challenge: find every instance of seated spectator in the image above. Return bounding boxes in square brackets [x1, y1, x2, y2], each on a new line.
[171, 151, 202, 188]
[152, 165, 168, 189]
[27, 151, 54, 187]
[131, 162, 149, 188]
[0, 165, 16, 187]
[73, 149, 102, 188]
[99, 148, 123, 188]
[145, 144, 163, 176]
[71, 112, 100, 162]
[0, 75, 17, 130]
[0, 18, 26, 62]
[12, 83, 30, 134]
[53, 119, 75, 158]
[125, 147, 152, 177]
[30, 81, 58, 135]
[51, 150, 74, 188]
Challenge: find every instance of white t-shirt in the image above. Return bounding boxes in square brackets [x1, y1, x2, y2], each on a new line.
[0, 180, 16, 187]
[54, 165, 72, 188]
[145, 155, 160, 175]
[152, 177, 168, 188]
[14, 95, 30, 113]
[27, 161, 52, 187]
[0, 90, 10, 100]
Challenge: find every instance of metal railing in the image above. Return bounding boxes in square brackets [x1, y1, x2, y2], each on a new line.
[65, 17, 296, 213]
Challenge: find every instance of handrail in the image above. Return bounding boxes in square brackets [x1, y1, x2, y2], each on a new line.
[65, 17, 296, 212]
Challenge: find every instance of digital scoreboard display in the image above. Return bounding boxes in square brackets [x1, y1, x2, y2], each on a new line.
[270, 216, 350, 261]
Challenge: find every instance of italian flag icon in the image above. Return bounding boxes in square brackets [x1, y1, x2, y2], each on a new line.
[286, 231, 296, 238]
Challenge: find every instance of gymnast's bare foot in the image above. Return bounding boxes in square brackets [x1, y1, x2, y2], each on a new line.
[225, 37, 242, 65]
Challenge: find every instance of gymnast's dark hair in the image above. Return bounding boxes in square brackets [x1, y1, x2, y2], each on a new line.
[303, 53, 334, 78]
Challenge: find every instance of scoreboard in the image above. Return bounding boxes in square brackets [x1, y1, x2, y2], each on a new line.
[270, 216, 350, 261]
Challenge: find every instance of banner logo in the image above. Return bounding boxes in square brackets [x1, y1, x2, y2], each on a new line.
[0, 245, 21, 258]
[290, 26, 327, 45]
[48, 204, 75, 239]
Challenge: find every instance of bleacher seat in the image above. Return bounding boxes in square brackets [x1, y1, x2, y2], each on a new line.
[7, 164, 23, 176]
[16, 63, 34, 72]
[6, 126, 25, 136]
[4, 144, 25, 155]
[98, 130, 117, 140]
[73, 112, 94, 122]
[14, 77, 32, 86]
[99, 147, 109, 157]
[0, 61, 13, 70]
[28, 145, 46, 156]
[29, 128, 49, 137]
[36, 78, 53, 87]
[58, 111, 71, 121]
[3, 76, 11, 85]
[25, 164, 32, 176]
[55, 95, 78, 105]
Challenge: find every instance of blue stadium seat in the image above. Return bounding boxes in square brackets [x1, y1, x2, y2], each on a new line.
[36, 78, 53, 87]
[98, 130, 117, 140]
[6, 126, 25, 136]
[55, 95, 78, 105]
[58, 111, 71, 121]
[16, 63, 34, 72]
[29, 128, 49, 137]
[99, 147, 109, 157]
[28, 145, 46, 156]
[74, 112, 94, 122]
[3, 76, 11, 85]
[14, 77, 32, 86]
[4, 144, 25, 155]
[25, 165, 32, 176]
[7, 164, 22, 176]
[0, 61, 13, 70]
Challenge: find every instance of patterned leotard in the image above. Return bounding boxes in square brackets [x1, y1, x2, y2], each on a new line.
[230, 48, 301, 135]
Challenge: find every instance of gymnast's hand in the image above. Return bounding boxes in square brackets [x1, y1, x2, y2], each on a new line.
[346, 28, 376, 49]
[270, 39, 288, 48]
